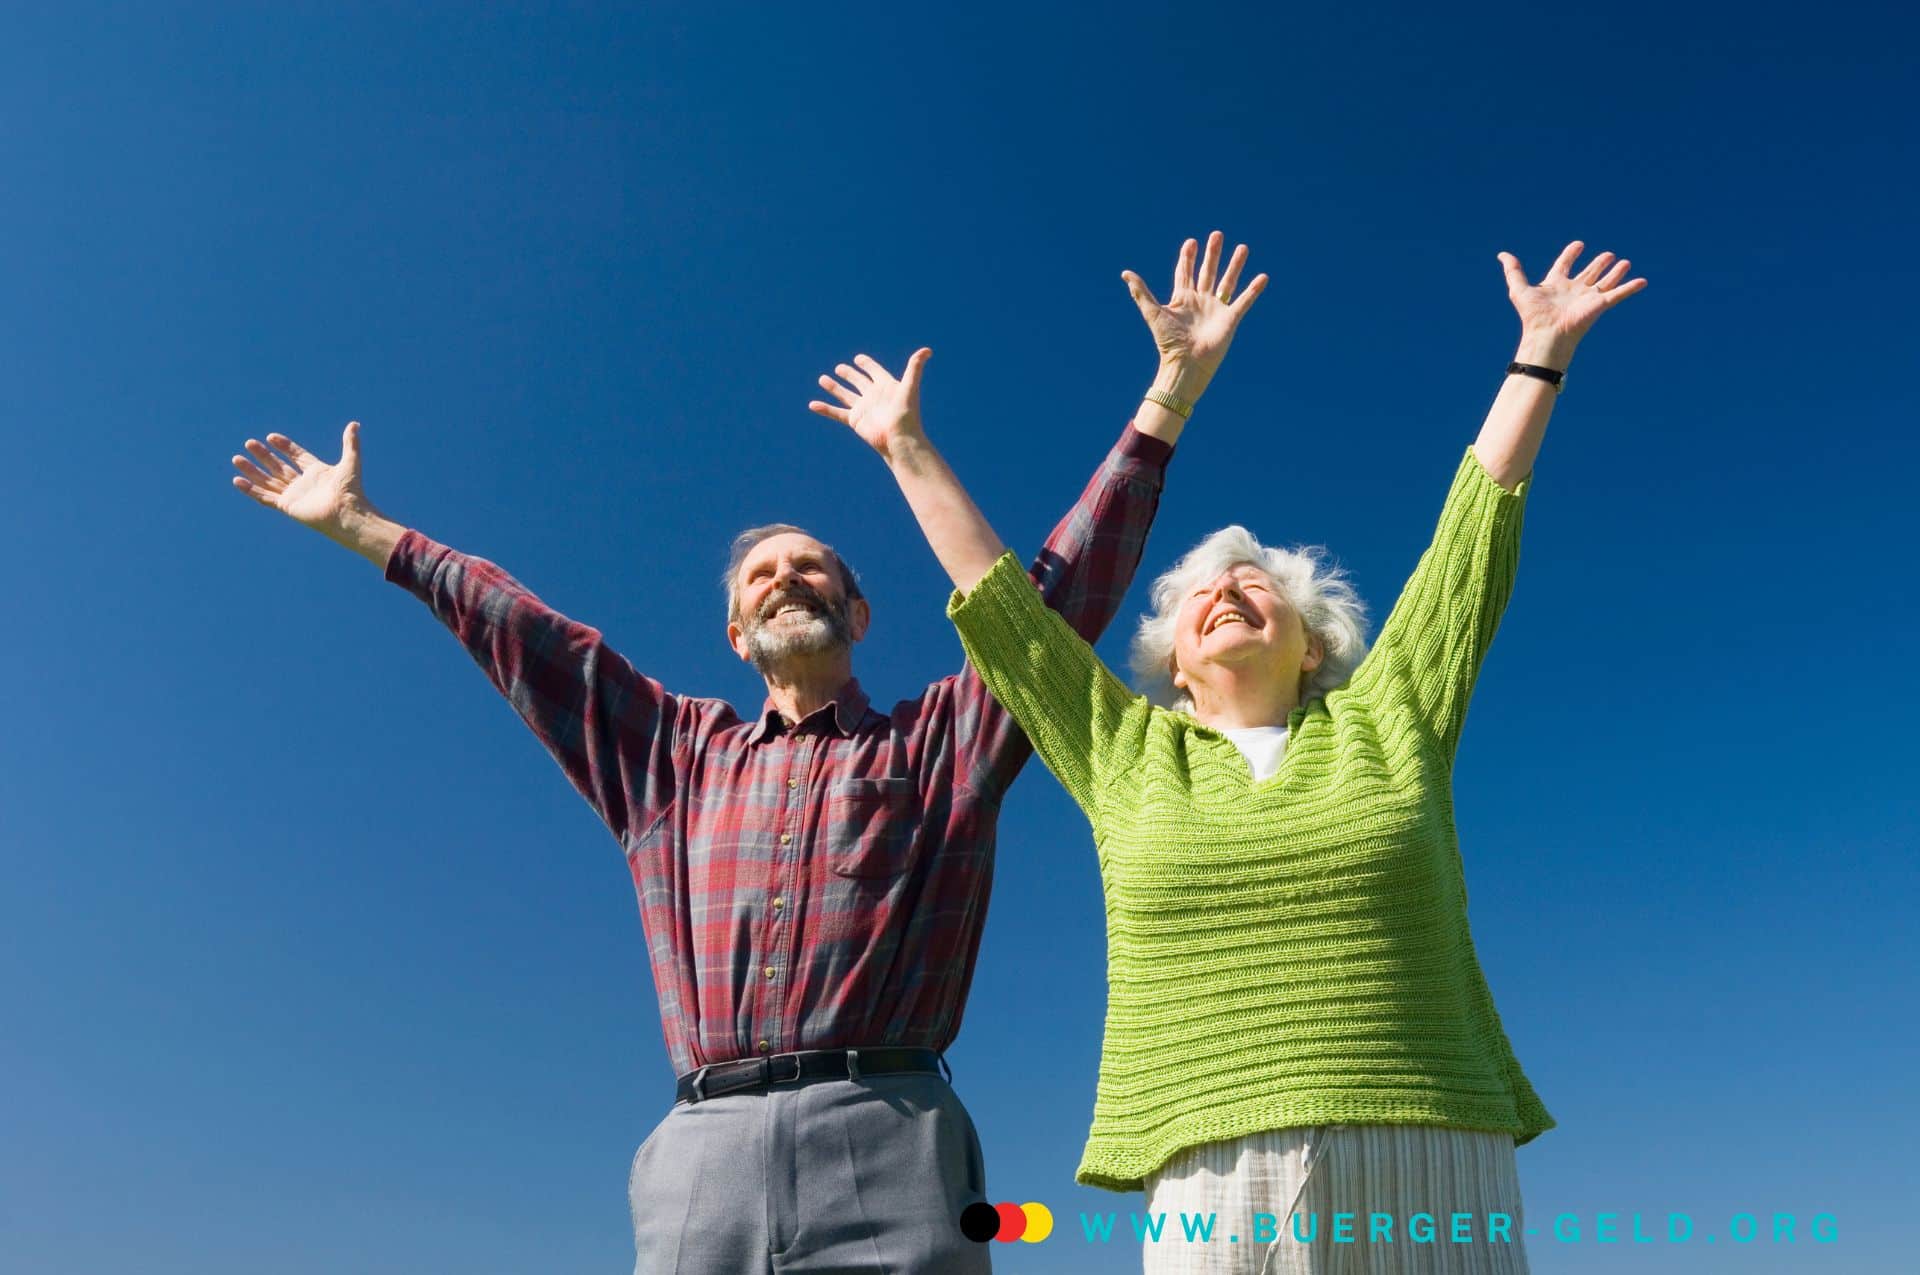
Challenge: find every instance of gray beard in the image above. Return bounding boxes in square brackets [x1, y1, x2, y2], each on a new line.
[743, 601, 852, 673]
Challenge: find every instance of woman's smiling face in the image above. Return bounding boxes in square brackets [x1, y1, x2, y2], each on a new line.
[1170, 563, 1318, 698]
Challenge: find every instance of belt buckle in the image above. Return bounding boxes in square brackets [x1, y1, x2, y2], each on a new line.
[767, 1052, 804, 1086]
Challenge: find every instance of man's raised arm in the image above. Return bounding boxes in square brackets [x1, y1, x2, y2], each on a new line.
[231, 422, 404, 568]
[229, 421, 681, 846]
[805, 231, 1268, 797]
[807, 230, 1268, 600]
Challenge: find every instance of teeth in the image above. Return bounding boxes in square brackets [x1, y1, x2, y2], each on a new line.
[1206, 613, 1249, 634]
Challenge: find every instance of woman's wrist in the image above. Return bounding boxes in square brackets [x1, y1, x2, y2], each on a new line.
[1132, 365, 1203, 444]
[1153, 360, 1212, 404]
[880, 427, 936, 470]
[1514, 328, 1580, 371]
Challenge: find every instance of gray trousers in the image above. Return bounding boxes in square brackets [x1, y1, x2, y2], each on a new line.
[628, 1071, 994, 1274]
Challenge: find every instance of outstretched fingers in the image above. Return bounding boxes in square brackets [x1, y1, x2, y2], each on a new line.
[1572, 249, 1649, 306]
[1497, 251, 1531, 293]
[244, 438, 298, 482]
[1499, 243, 1648, 319]
[807, 400, 853, 424]
[232, 452, 282, 491]
[1195, 231, 1223, 295]
[900, 347, 931, 398]
[1171, 237, 1197, 299]
[230, 474, 282, 507]
[1602, 275, 1650, 307]
[1229, 272, 1270, 317]
[266, 432, 321, 469]
[1121, 270, 1161, 321]
[1576, 251, 1616, 285]
[1216, 243, 1249, 299]
[851, 353, 895, 386]
[817, 373, 857, 406]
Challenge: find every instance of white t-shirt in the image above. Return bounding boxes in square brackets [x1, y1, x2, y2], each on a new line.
[1220, 725, 1290, 782]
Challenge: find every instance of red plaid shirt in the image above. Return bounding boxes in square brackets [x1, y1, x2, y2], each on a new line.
[387, 425, 1171, 1076]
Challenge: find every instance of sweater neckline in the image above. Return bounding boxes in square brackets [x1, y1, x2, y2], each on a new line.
[1183, 702, 1312, 790]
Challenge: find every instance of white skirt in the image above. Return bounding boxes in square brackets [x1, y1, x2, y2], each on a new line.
[1140, 1125, 1530, 1274]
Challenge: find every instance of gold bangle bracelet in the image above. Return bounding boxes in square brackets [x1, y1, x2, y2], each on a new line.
[1144, 388, 1194, 419]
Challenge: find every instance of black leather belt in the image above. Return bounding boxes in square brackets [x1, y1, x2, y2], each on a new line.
[674, 1047, 945, 1104]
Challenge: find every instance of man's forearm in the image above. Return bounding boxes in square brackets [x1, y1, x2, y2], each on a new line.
[327, 499, 408, 571]
[1471, 329, 1580, 491]
[882, 434, 1007, 594]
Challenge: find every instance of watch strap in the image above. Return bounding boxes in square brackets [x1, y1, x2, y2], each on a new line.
[1507, 361, 1566, 392]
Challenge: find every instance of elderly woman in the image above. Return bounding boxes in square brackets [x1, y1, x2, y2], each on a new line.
[816, 234, 1645, 1273]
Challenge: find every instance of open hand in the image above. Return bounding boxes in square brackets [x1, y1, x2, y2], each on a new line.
[230, 422, 367, 533]
[1122, 230, 1269, 401]
[809, 350, 932, 459]
[1499, 241, 1648, 345]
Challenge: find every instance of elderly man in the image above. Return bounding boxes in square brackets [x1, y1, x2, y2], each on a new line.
[227, 232, 1265, 1274]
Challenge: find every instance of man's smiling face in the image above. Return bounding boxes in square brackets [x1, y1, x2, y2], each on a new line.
[727, 532, 867, 673]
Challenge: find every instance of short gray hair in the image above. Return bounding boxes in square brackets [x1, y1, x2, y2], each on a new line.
[1128, 525, 1370, 711]
[721, 523, 864, 621]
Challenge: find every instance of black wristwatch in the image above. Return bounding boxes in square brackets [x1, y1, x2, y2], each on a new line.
[1507, 361, 1566, 393]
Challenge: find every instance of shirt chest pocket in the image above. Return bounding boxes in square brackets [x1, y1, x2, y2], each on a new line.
[824, 777, 923, 879]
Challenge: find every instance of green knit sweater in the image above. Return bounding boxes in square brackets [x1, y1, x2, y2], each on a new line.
[948, 448, 1554, 1192]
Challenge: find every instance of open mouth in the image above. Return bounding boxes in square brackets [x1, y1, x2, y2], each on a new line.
[762, 596, 824, 624]
[1204, 610, 1254, 636]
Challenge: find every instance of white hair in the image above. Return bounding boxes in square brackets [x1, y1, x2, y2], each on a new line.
[1128, 526, 1371, 712]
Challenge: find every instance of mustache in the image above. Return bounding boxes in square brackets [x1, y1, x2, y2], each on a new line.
[754, 581, 836, 624]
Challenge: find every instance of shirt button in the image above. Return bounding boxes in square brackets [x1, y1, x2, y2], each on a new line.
[771, 896, 784, 911]
[787, 778, 797, 789]
[764, 965, 776, 979]
[779, 832, 792, 845]
[757, 1039, 771, 1053]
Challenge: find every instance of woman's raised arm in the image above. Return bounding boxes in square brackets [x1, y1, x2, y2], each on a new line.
[807, 231, 1269, 591]
[1472, 240, 1648, 489]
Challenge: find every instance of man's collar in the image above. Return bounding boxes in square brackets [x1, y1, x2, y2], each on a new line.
[745, 678, 872, 742]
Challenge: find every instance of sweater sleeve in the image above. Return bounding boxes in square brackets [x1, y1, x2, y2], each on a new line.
[941, 424, 1169, 803]
[1357, 447, 1530, 762]
[946, 550, 1147, 831]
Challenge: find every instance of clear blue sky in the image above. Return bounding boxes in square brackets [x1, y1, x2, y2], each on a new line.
[3, 4, 1915, 1272]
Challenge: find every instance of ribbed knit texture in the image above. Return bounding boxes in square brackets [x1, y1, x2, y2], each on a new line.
[948, 448, 1554, 1192]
